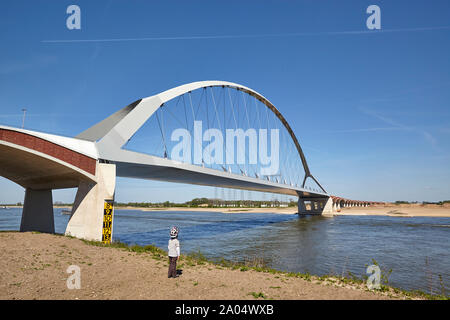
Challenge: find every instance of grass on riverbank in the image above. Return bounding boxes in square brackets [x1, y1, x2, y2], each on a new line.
[76, 235, 448, 300]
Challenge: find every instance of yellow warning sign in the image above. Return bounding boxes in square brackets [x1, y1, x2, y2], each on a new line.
[102, 200, 114, 244]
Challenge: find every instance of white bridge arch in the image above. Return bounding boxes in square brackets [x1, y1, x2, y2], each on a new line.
[77, 80, 326, 194]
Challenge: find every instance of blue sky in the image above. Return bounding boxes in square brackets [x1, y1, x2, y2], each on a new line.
[1, 0, 450, 203]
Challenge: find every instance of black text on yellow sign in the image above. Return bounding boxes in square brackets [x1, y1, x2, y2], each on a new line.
[102, 200, 114, 244]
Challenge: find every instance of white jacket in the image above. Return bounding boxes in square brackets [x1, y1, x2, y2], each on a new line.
[168, 238, 180, 257]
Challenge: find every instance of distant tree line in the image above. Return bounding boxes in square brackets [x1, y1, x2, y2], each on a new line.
[114, 197, 297, 208]
[1, 198, 295, 208]
[3, 199, 449, 207]
[394, 200, 450, 205]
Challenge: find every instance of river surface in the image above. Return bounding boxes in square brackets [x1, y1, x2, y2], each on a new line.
[1, 207, 449, 295]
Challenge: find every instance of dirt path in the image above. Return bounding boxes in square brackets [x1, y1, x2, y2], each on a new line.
[0, 232, 404, 300]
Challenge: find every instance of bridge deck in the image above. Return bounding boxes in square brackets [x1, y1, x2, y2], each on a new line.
[0, 129, 96, 190]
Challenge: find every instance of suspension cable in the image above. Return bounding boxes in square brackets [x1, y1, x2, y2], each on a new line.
[155, 108, 168, 158]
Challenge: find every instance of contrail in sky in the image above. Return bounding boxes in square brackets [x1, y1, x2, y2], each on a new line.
[41, 26, 450, 43]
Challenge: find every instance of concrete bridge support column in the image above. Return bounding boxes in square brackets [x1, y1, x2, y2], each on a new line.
[298, 198, 307, 213]
[322, 198, 333, 216]
[20, 188, 55, 233]
[65, 163, 116, 242]
[297, 195, 333, 216]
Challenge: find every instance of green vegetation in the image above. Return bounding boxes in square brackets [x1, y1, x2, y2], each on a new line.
[185, 250, 209, 265]
[364, 259, 393, 292]
[248, 291, 267, 299]
[80, 238, 166, 257]
[393, 200, 450, 205]
[114, 197, 297, 209]
[394, 201, 413, 204]
[423, 200, 450, 205]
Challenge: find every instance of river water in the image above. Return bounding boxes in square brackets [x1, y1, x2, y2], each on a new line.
[1, 207, 449, 295]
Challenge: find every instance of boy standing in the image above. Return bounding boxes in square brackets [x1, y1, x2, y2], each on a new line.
[168, 226, 180, 278]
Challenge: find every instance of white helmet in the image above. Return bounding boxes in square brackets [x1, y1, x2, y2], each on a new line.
[170, 226, 179, 238]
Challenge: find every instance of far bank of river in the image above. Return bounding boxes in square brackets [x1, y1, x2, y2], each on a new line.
[3, 203, 450, 217]
[120, 203, 450, 217]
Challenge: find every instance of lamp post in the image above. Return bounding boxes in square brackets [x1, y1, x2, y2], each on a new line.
[21, 108, 27, 128]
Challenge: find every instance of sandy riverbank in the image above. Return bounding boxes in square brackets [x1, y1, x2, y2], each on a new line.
[338, 204, 450, 218]
[119, 204, 450, 217]
[0, 231, 416, 300]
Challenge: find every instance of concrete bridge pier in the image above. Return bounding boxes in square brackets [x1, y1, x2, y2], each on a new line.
[297, 193, 333, 216]
[65, 163, 116, 242]
[20, 188, 55, 233]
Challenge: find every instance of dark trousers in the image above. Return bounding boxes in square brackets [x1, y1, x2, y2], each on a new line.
[168, 256, 178, 278]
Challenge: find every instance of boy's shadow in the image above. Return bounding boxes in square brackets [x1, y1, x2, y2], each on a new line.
[176, 269, 183, 276]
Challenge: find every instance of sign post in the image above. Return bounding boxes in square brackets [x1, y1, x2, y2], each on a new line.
[102, 200, 114, 244]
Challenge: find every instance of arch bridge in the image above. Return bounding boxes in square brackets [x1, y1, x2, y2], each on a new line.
[0, 81, 377, 242]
